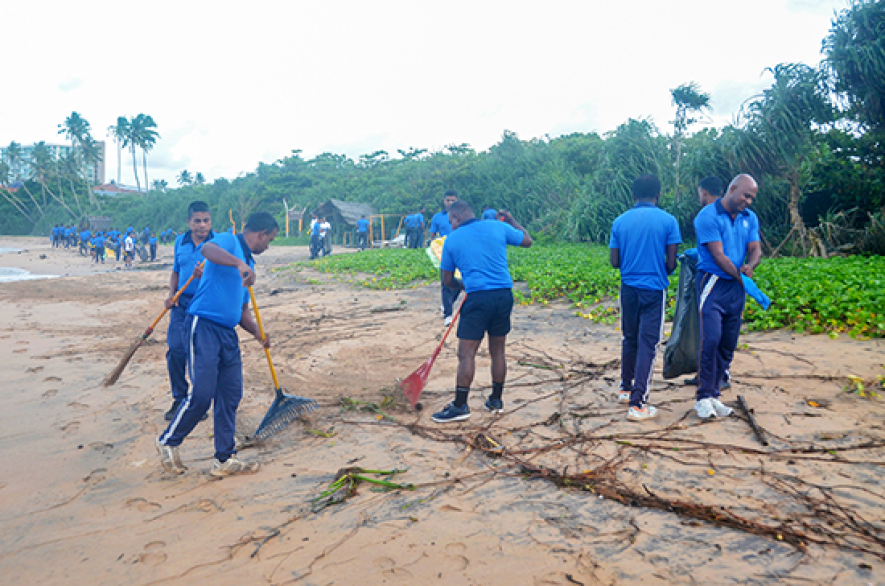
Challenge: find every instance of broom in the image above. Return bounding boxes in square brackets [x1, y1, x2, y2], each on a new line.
[249, 287, 318, 440]
[101, 262, 204, 387]
[400, 294, 466, 408]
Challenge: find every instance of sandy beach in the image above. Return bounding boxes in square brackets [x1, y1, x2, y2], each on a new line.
[1, 235, 883, 585]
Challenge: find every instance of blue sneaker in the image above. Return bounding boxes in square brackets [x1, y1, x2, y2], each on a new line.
[484, 397, 503, 414]
[431, 402, 471, 423]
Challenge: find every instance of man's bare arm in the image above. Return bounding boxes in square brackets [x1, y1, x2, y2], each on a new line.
[704, 241, 742, 281]
[610, 248, 620, 269]
[239, 304, 270, 348]
[665, 244, 678, 274]
[741, 241, 762, 277]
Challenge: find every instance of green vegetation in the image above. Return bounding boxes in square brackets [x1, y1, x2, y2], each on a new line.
[290, 245, 885, 338]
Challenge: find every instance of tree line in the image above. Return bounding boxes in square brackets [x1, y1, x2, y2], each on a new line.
[2, 0, 883, 256]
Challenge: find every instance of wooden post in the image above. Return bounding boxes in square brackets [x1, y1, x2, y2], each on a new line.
[381, 215, 386, 243]
[229, 210, 236, 234]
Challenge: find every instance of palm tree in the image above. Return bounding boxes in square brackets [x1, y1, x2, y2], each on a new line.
[151, 179, 168, 192]
[738, 63, 833, 256]
[177, 169, 193, 186]
[823, 0, 885, 132]
[31, 142, 77, 219]
[670, 82, 711, 198]
[131, 114, 159, 195]
[80, 137, 103, 207]
[59, 150, 85, 216]
[4, 141, 42, 213]
[0, 160, 34, 222]
[58, 112, 99, 205]
[194, 172, 206, 186]
[108, 117, 130, 185]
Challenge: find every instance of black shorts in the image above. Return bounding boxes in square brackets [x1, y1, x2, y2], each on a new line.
[457, 289, 513, 340]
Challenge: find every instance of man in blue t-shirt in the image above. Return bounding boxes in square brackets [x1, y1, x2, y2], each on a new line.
[309, 216, 323, 259]
[157, 211, 278, 477]
[481, 205, 498, 220]
[431, 201, 533, 423]
[429, 190, 459, 324]
[610, 174, 682, 422]
[149, 233, 158, 261]
[693, 174, 762, 420]
[163, 201, 214, 421]
[355, 215, 370, 251]
[93, 233, 106, 264]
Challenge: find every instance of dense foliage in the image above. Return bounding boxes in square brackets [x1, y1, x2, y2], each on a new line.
[292, 245, 885, 338]
[2, 1, 883, 258]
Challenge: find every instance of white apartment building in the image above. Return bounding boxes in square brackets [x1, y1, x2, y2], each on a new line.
[1, 141, 106, 185]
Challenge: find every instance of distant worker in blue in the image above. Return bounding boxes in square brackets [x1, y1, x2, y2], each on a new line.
[404, 208, 425, 249]
[149, 232, 158, 261]
[429, 189, 459, 326]
[481, 205, 498, 220]
[309, 216, 322, 259]
[157, 211, 278, 476]
[431, 201, 533, 423]
[93, 232, 106, 264]
[356, 214, 370, 251]
[141, 226, 151, 245]
[163, 201, 214, 421]
[693, 174, 762, 420]
[609, 174, 682, 422]
[79, 228, 92, 256]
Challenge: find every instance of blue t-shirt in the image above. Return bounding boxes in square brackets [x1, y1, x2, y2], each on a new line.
[481, 209, 498, 220]
[356, 218, 369, 233]
[430, 211, 453, 237]
[404, 214, 420, 229]
[174, 231, 215, 300]
[149, 236, 158, 246]
[94, 236, 105, 248]
[694, 199, 760, 280]
[440, 219, 524, 293]
[609, 202, 682, 291]
[187, 232, 253, 329]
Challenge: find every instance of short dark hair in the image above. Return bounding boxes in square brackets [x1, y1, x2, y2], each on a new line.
[699, 176, 724, 197]
[444, 189, 458, 198]
[187, 200, 210, 218]
[244, 212, 279, 234]
[449, 201, 473, 216]
[632, 174, 661, 200]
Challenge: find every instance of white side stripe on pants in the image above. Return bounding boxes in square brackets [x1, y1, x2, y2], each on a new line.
[699, 274, 719, 312]
[159, 315, 200, 445]
[641, 288, 667, 406]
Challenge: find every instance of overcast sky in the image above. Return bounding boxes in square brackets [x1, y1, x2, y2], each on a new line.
[3, 0, 849, 187]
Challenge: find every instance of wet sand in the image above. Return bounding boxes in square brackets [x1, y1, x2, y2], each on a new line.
[1, 236, 883, 585]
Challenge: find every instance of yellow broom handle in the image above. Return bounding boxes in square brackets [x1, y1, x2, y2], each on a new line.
[248, 286, 281, 390]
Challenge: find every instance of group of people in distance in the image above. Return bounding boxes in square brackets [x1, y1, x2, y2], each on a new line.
[49, 223, 172, 268]
[610, 173, 760, 422]
[308, 215, 332, 259]
[151, 174, 760, 476]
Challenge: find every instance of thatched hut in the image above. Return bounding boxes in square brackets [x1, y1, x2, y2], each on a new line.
[313, 199, 376, 245]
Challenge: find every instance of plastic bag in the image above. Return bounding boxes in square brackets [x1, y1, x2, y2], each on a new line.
[663, 250, 699, 379]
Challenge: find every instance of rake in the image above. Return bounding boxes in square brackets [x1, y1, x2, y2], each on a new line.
[102, 262, 204, 387]
[400, 294, 466, 408]
[249, 287, 317, 440]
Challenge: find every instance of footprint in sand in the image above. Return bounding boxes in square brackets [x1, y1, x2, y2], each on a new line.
[26, 366, 44, 373]
[372, 557, 413, 580]
[444, 542, 469, 571]
[44, 376, 62, 382]
[138, 541, 167, 566]
[126, 497, 162, 512]
[89, 441, 115, 454]
[83, 469, 107, 484]
[13, 348, 27, 354]
[42, 389, 58, 399]
[60, 421, 80, 433]
[67, 401, 90, 410]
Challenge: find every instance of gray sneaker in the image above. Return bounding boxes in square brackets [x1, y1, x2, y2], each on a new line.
[210, 457, 260, 477]
[156, 439, 186, 474]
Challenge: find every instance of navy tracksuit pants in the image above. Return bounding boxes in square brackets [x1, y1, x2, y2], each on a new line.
[166, 299, 192, 403]
[697, 271, 744, 400]
[159, 315, 242, 462]
[440, 270, 458, 318]
[620, 284, 666, 408]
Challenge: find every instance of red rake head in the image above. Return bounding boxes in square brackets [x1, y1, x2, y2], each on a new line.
[401, 358, 434, 407]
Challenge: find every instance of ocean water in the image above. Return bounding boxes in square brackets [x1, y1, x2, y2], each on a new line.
[0, 267, 57, 283]
[0, 247, 22, 254]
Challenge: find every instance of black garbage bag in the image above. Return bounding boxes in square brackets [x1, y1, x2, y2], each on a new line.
[663, 251, 699, 379]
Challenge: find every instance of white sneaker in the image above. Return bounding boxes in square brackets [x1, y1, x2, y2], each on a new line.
[710, 398, 733, 417]
[210, 457, 260, 477]
[695, 398, 716, 419]
[444, 315, 453, 327]
[618, 391, 630, 404]
[156, 439, 186, 474]
[627, 405, 658, 421]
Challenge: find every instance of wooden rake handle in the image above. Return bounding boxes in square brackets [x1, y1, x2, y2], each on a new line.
[143, 261, 205, 338]
[248, 286, 281, 391]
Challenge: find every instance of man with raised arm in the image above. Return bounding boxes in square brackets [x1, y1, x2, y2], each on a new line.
[431, 201, 532, 423]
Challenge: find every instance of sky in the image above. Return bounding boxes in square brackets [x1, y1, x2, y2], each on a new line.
[2, 0, 851, 188]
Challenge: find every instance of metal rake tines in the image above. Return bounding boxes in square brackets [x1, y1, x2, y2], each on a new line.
[254, 396, 318, 441]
